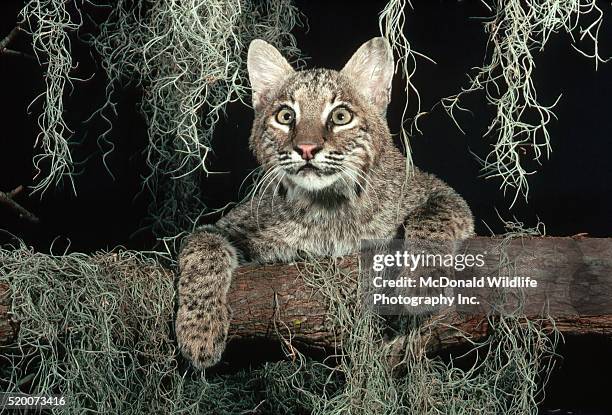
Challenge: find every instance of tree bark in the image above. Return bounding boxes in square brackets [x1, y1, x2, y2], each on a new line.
[226, 236, 612, 354]
[1, 237, 611, 354]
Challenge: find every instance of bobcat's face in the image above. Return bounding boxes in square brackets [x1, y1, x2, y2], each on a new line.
[247, 38, 394, 194]
[252, 70, 384, 191]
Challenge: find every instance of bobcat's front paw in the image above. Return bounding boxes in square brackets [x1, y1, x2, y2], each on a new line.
[176, 229, 238, 369]
[176, 299, 231, 369]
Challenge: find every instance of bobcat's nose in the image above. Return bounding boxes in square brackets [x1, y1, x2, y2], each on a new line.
[294, 144, 322, 161]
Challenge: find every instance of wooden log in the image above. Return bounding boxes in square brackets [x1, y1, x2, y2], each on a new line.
[1, 237, 611, 355]
[227, 236, 612, 353]
[0, 283, 15, 345]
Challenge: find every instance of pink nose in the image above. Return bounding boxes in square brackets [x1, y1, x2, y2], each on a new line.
[295, 144, 321, 160]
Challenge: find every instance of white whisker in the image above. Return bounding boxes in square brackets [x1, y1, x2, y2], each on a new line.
[256, 170, 283, 227]
[249, 166, 280, 221]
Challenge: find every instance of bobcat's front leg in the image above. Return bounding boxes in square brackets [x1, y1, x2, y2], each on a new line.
[175, 230, 238, 369]
[396, 189, 474, 315]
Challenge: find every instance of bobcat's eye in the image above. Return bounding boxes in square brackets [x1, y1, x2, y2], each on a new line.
[276, 107, 295, 125]
[330, 107, 353, 126]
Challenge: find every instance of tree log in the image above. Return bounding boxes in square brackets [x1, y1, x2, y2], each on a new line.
[1, 237, 611, 355]
[227, 236, 612, 353]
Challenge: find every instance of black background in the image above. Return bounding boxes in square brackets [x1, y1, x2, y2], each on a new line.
[1, 0, 611, 412]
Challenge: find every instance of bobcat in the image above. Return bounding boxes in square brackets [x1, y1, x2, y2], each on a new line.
[176, 37, 474, 369]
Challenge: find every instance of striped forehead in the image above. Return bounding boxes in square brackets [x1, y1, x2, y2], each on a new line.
[286, 70, 342, 121]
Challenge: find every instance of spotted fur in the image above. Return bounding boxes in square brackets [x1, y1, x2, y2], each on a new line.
[176, 37, 474, 369]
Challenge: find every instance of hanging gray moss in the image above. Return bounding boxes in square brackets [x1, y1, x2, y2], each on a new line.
[19, 0, 81, 195]
[19, 0, 303, 237]
[441, 0, 607, 206]
[89, 0, 303, 238]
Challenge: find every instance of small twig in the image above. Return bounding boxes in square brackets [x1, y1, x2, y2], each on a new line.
[0, 25, 35, 60]
[0, 185, 40, 223]
[2, 48, 36, 61]
[0, 26, 20, 51]
[571, 232, 589, 239]
[239, 400, 266, 414]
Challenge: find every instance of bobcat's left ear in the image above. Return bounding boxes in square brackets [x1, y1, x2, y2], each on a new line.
[341, 37, 394, 112]
[247, 39, 295, 111]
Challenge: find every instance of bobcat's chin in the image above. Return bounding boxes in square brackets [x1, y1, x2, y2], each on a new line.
[285, 169, 342, 191]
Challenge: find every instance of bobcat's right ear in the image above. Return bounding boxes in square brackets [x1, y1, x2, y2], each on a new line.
[247, 39, 294, 111]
